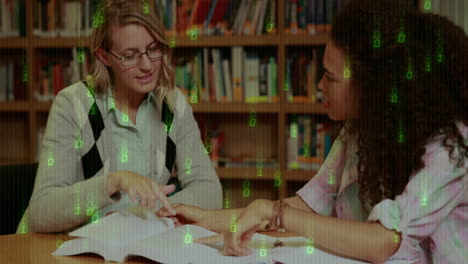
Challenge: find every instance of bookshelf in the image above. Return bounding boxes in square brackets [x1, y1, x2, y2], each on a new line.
[0, 0, 337, 207]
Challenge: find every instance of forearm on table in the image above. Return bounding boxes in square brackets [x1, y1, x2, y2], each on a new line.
[281, 206, 399, 263]
[28, 174, 116, 233]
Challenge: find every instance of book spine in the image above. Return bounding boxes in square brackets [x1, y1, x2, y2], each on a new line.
[231, 46, 243, 102]
[222, 59, 233, 102]
[257, 61, 267, 102]
[290, 0, 298, 33]
[0, 64, 6, 101]
[288, 120, 299, 169]
[204, 0, 218, 32]
[324, 0, 334, 31]
[7, 62, 13, 100]
[306, 0, 316, 34]
[298, 0, 306, 29]
[316, 0, 325, 32]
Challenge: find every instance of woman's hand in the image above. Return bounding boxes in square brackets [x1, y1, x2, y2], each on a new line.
[156, 203, 212, 228]
[197, 199, 275, 256]
[105, 170, 176, 214]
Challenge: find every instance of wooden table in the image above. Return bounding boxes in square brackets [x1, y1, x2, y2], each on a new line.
[0, 231, 297, 264]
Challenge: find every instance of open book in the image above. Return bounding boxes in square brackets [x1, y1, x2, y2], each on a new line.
[52, 207, 368, 264]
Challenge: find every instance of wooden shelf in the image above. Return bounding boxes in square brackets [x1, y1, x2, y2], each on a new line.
[283, 32, 330, 46]
[34, 102, 52, 112]
[285, 103, 328, 114]
[0, 158, 29, 166]
[33, 101, 280, 114]
[285, 170, 317, 181]
[171, 34, 280, 47]
[0, 102, 31, 112]
[32, 37, 91, 48]
[216, 168, 278, 180]
[191, 103, 280, 113]
[0, 37, 29, 48]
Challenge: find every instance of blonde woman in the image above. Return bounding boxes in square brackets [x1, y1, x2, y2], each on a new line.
[18, 0, 221, 233]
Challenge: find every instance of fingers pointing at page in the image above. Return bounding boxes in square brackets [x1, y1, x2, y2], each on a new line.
[105, 170, 176, 214]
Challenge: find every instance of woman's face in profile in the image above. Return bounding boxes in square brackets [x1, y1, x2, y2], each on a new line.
[102, 23, 162, 95]
[318, 41, 360, 121]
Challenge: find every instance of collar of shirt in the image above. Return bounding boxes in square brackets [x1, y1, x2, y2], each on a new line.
[98, 88, 157, 119]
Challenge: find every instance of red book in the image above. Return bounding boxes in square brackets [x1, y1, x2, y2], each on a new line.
[53, 64, 61, 95]
[189, 0, 212, 27]
[208, 0, 229, 27]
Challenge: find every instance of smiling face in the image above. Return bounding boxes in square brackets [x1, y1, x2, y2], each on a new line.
[317, 41, 360, 120]
[97, 23, 162, 98]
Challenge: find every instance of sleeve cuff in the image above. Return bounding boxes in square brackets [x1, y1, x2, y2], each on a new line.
[367, 199, 424, 262]
[296, 177, 336, 216]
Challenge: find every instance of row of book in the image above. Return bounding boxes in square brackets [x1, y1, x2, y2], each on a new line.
[287, 116, 332, 171]
[175, 47, 278, 103]
[156, 0, 277, 36]
[285, 0, 345, 34]
[0, 62, 27, 101]
[35, 48, 91, 102]
[285, 49, 323, 103]
[33, 0, 98, 37]
[0, 0, 26, 37]
[423, 0, 468, 34]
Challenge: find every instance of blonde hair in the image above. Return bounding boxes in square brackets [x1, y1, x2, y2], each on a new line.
[87, 0, 176, 108]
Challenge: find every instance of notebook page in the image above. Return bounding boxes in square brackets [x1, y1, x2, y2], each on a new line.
[52, 237, 126, 262]
[68, 208, 174, 246]
[128, 225, 273, 264]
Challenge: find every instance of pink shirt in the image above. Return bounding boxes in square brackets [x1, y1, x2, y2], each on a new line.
[297, 122, 468, 264]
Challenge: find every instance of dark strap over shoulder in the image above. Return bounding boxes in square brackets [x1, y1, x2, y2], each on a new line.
[80, 80, 177, 178]
[162, 99, 176, 173]
[81, 80, 104, 180]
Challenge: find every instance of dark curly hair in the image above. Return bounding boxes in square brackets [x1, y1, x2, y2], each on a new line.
[330, 0, 468, 208]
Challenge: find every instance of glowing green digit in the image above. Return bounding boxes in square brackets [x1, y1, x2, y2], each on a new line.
[424, 0, 432, 10]
[328, 174, 335, 185]
[121, 145, 128, 163]
[398, 32, 406, 43]
[190, 94, 198, 104]
[291, 123, 298, 138]
[249, 112, 256, 127]
[398, 121, 405, 143]
[243, 180, 250, 189]
[92, 213, 99, 223]
[56, 240, 63, 248]
[48, 156, 54, 166]
[185, 157, 192, 175]
[185, 227, 192, 243]
[391, 87, 398, 103]
[190, 28, 198, 40]
[75, 138, 83, 149]
[307, 239, 314, 254]
[230, 224, 237, 233]
[303, 141, 310, 156]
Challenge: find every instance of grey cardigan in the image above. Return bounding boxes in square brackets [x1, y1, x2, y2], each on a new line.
[18, 81, 222, 233]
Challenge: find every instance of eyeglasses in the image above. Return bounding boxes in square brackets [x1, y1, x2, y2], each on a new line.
[105, 44, 164, 66]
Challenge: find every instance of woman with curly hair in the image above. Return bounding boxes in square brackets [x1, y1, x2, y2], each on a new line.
[157, 0, 468, 263]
